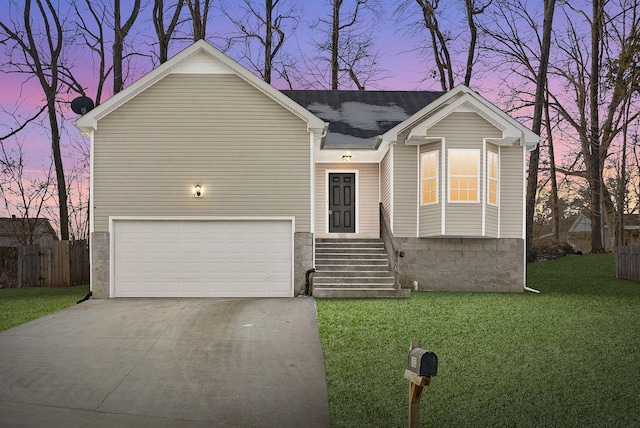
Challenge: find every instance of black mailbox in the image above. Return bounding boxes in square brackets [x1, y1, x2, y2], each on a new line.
[407, 348, 438, 377]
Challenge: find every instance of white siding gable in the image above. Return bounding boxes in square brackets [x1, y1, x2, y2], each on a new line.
[172, 51, 233, 74]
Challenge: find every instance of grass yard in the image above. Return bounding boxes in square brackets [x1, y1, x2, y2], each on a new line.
[0, 285, 90, 331]
[316, 253, 640, 427]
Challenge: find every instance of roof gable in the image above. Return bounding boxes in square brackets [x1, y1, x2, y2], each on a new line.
[75, 40, 326, 135]
[381, 84, 539, 151]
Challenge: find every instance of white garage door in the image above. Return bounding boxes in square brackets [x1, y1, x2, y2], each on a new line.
[112, 218, 293, 297]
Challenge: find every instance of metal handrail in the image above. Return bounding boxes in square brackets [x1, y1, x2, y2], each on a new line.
[380, 203, 401, 288]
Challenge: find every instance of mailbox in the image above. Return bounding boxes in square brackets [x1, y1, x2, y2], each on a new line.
[407, 348, 438, 377]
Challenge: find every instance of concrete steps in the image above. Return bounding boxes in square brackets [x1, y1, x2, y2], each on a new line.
[312, 239, 410, 298]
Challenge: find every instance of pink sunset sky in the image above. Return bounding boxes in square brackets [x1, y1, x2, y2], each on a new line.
[1, 0, 589, 234]
[1, 0, 516, 161]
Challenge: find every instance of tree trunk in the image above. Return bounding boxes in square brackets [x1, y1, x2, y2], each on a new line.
[47, 96, 69, 240]
[525, 0, 556, 257]
[113, 0, 141, 93]
[1, 0, 72, 239]
[265, 0, 273, 83]
[153, 0, 184, 64]
[113, 0, 124, 93]
[463, 0, 478, 86]
[545, 89, 560, 244]
[617, 102, 630, 247]
[331, 0, 341, 89]
[589, 0, 604, 252]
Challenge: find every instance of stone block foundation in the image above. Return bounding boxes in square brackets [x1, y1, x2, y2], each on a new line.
[397, 237, 525, 292]
[90, 231, 110, 298]
[294, 232, 314, 296]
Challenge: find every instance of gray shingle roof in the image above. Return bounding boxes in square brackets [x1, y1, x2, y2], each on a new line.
[281, 90, 444, 149]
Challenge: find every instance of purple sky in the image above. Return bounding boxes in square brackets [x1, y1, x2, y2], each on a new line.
[0, 0, 536, 225]
[2, 1, 498, 168]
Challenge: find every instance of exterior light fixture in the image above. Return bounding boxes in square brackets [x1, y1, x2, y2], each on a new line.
[342, 154, 352, 162]
[194, 184, 203, 198]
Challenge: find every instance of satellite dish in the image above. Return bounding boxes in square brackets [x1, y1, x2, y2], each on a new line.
[71, 96, 95, 115]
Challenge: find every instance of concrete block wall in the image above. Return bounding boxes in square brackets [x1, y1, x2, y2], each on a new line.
[294, 232, 314, 296]
[397, 237, 525, 292]
[90, 231, 110, 298]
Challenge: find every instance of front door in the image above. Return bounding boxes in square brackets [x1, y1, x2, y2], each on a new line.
[329, 173, 356, 233]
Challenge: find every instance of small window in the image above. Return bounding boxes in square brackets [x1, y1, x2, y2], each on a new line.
[487, 151, 499, 205]
[448, 149, 479, 203]
[420, 151, 438, 205]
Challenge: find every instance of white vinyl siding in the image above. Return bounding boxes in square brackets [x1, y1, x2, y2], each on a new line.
[92, 73, 312, 233]
[393, 144, 418, 237]
[315, 163, 379, 238]
[499, 146, 525, 238]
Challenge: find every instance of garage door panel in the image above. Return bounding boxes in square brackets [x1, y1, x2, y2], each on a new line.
[112, 219, 293, 297]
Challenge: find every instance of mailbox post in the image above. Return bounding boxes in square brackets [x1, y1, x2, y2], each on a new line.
[404, 340, 437, 428]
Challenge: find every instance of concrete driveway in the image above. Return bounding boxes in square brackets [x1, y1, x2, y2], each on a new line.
[0, 297, 330, 427]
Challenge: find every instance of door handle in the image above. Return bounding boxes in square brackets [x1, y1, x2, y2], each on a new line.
[328, 210, 332, 215]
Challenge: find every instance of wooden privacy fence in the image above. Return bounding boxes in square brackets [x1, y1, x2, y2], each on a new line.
[616, 246, 640, 283]
[17, 240, 89, 287]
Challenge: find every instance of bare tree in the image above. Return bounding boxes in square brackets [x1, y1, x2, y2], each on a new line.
[0, 140, 55, 245]
[185, 0, 213, 41]
[221, 0, 299, 84]
[482, 0, 556, 255]
[463, 0, 490, 85]
[525, 0, 556, 255]
[548, 0, 640, 252]
[74, 0, 112, 106]
[544, 89, 561, 243]
[0, 0, 75, 240]
[63, 136, 90, 241]
[308, 0, 383, 90]
[113, 0, 142, 94]
[153, 0, 185, 64]
[396, 0, 492, 90]
[588, 0, 605, 252]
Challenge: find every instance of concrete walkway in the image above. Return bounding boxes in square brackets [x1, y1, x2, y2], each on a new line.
[0, 298, 330, 427]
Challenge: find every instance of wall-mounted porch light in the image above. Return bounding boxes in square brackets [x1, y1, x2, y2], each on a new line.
[194, 184, 203, 198]
[342, 153, 352, 162]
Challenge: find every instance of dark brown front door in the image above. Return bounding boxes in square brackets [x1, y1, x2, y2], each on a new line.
[329, 173, 355, 233]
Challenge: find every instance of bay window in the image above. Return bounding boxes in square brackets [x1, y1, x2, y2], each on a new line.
[420, 151, 438, 205]
[448, 149, 479, 202]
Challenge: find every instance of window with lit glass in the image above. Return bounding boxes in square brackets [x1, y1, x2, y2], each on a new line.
[487, 151, 498, 205]
[420, 151, 439, 205]
[448, 149, 479, 202]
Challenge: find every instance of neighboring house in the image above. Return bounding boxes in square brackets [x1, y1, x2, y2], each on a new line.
[568, 213, 640, 252]
[75, 40, 538, 298]
[0, 217, 58, 247]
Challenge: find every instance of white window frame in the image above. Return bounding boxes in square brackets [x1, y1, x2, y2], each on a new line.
[448, 148, 480, 203]
[487, 150, 499, 206]
[420, 150, 439, 206]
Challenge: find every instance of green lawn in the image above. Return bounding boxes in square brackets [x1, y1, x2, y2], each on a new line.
[0, 285, 90, 331]
[1, 256, 638, 426]
[316, 253, 640, 427]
